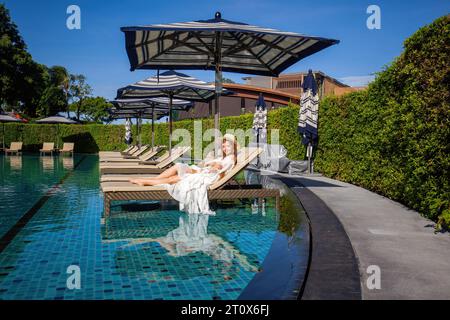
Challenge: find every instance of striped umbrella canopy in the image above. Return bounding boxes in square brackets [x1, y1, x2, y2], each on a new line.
[112, 97, 193, 111]
[108, 108, 168, 120]
[298, 70, 319, 173]
[121, 12, 339, 76]
[121, 12, 338, 153]
[0, 114, 22, 150]
[116, 70, 217, 101]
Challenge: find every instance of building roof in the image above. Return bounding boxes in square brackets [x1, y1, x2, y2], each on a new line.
[223, 83, 299, 104]
[243, 70, 350, 88]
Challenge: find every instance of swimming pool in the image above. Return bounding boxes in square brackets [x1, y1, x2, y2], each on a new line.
[0, 154, 309, 300]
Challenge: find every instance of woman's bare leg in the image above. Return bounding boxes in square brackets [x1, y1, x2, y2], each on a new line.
[135, 175, 181, 186]
[155, 164, 180, 179]
[130, 164, 181, 185]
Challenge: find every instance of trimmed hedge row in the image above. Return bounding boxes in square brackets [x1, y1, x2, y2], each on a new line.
[315, 16, 449, 229]
[1, 103, 306, 159]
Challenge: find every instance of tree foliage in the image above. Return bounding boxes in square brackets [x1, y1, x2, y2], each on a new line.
[0, 4, 48, 116]
[70, 96, 112, 123]
[69, 74, 93, 120]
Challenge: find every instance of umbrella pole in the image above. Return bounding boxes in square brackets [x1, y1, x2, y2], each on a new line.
[214, 33, 223, 156]
[139, 116, 142, 148]
[169, 94, 173, 156]
[2, 123, 5, 151]
[307, 142, 312, 174]
[256, 128, 260, 168]
[151, 104, 155, 148]
[135, 117, 139, 148]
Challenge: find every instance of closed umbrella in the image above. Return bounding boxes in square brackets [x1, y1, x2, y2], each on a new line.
[121, 12, 339, 152]
[297, 70, 319, 174]
[0, 114, 22, 150]
[116, 71, 215, 153]
[252, 93, 268, 168]
[35, 115, 79, 149]
[124, 118, 132, 145]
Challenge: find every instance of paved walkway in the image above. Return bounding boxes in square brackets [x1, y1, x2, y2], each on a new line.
[277, 173, 450, 300]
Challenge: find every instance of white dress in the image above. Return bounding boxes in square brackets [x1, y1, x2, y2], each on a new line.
[163, 155, 235, 215]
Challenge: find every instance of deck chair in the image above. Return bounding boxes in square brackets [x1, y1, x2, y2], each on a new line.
[99, 145, 150, 160]
[99, 146, 191, 175]
[40, 142, 55, 156]
[121, 145, 140, 156]
[100, 147, 280, 216]
[99, 145, 135, 157]
[59, 142, 74, 156]
[5, 142, 23, 155]
[100, 146, 163, 163]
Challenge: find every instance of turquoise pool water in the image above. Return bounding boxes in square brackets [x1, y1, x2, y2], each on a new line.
[0, 154, 308, 300]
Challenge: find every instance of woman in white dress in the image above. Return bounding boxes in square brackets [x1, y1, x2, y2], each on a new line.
[129, 134, 238, 186]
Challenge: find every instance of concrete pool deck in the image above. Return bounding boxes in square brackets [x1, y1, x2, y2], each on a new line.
[272, 173, 450, 300]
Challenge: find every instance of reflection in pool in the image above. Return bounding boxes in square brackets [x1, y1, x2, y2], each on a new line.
[0, 155, 308, 300]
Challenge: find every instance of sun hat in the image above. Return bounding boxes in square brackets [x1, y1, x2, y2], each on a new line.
[222, 133, 240, 149]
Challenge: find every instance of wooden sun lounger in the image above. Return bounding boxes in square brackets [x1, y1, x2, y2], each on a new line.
[40, 142, 55, 156]
[99, 146, 191, 175]
[100, 147, 280, 216]
[99, 145, 149, 160]
[59, 142, 74, 156]
[100, 174, 158, 182]
[121, 145, 140, 156]
[100, 146, 164, 163]
[99, 145, 134, 157]
[4, 142, 23, 155]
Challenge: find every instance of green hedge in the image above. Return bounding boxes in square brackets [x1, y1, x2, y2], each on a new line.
[1, 104, 306, 159]
[315, 16, 450, 229]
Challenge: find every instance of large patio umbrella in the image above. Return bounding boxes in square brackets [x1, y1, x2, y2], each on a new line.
[297, 70, 319, 174]
[116, 71, 215, 152]
[112, 97, 193, 148]
[121, 11, 339, 152]
[35, 115, 79, 149]
[252, 93, 268, 168]
[0, 114, 22, 150]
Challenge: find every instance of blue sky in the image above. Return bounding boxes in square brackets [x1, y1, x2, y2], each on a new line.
[4, 0, 449, 100]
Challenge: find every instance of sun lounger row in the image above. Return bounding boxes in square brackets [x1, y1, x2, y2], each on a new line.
[99, 146, 165, 163]
[4, 142, 74, 156]
[99, 146, 191, 175]
[98, 144, 147, 158]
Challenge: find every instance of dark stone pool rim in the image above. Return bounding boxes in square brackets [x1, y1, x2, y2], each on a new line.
[279, 176, 362, 300]
[238, 177, 310, 300]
